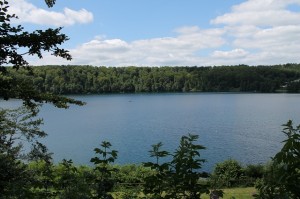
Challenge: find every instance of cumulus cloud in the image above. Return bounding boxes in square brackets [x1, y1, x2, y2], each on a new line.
[66, 26, 226, 66]
[208, 0, 300, 65]
[27, 0, 300, 66]
[211, 0, 300, 26]
[9, 0, 93, 26]
[212, 49, 249, 59]
[233, 25, 300, 49]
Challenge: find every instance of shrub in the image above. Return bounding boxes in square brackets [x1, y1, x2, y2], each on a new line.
[210, 159, 243, 188]
[255, 120, 300, 199]
[143, 134, 209, 199]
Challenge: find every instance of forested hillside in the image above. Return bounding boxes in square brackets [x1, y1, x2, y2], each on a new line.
[9, 64, 300, 94]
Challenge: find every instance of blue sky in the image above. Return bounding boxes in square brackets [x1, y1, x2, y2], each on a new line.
[9, 0, 300, 66]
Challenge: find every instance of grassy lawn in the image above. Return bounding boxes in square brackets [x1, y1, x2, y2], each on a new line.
[201, 187, 256, 199]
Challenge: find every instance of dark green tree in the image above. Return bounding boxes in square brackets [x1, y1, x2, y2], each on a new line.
[0, 106, 52, 198]
[0, 0, 83, 197]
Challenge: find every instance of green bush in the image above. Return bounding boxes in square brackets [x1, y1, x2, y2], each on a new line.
[210, 159, 243, 188]
[244, 164, 264, 179]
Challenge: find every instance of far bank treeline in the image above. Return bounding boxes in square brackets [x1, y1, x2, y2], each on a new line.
[10, 64, 300, 94]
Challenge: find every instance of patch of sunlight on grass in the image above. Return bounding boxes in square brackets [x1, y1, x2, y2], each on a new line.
[201, 187, 256, 199]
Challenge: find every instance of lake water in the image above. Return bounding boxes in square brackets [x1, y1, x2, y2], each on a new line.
[2, 93, 300, 172]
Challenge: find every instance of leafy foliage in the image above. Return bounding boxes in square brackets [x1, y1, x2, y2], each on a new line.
[0, 0, 84, 111]
[9, 64, 300, 96]
[0, 153, 30, 198]
[0, 0, 70, 69]
[0, 134, 274, 198]
[243, 164, 264, 180]
[90, 141, 118, 199]
[0, 70, 85, 113]
[0, 106, 46, 158]
[167, 134, 208, 199]
[28, 160, 57, 198]
[210, 159, 244, 188]
[54, 159, 93, 199]
[0, 106, 52, 198]
[113, 164, 152, 184]
[255, 120, 300, 199]
[143, 142, 170, 198]
[0, 0, 86, 197]
[143, 134, 209, 199]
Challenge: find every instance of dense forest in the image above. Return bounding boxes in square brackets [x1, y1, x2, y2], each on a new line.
[9, 63, 300, 95]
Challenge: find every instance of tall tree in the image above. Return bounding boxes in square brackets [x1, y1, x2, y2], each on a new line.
[0, 0, 83, 197]
[0, 0, 83, 110]
[0, 106, 53, 197]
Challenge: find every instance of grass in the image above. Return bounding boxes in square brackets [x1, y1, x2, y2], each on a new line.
[201, 187, 256, 199]
[112, 187, 257, 199]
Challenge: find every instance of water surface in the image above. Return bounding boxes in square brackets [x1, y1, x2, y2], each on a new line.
[2, 93, 300, 171]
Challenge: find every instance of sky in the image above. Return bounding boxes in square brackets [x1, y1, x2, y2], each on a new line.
[8, 0, 300, 66]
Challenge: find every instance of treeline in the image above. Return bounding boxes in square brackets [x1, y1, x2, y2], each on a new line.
[10, 63, 300, 94]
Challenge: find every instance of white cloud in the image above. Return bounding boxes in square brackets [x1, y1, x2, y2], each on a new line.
[233, 25, 300, 49]
[9, 0, 93, 26]
[211, 0, 300, 26]
[92, 28, 222, 66]
[32, 27, 225, 66]
[27, 0, 300, 66]
[212, 49, 249, 59]
[208, 0, 300, 65]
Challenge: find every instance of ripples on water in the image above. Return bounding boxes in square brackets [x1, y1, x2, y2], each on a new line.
[2, 93, 300, 172]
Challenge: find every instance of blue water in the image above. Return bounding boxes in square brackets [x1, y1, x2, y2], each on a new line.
[2, 93, 300, 172]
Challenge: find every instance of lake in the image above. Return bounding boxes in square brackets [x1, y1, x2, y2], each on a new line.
[2, 93, 300, 172]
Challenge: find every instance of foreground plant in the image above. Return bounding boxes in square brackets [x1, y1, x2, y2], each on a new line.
[143, 142, 170, 198]
[0, 106, 54, 197]
[143, 134, 209, 199]
[91, 141, 118, 199]
[255, 120, 300, 199]
[167, 134, 209, 199]
[0, 0, 84, 112]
